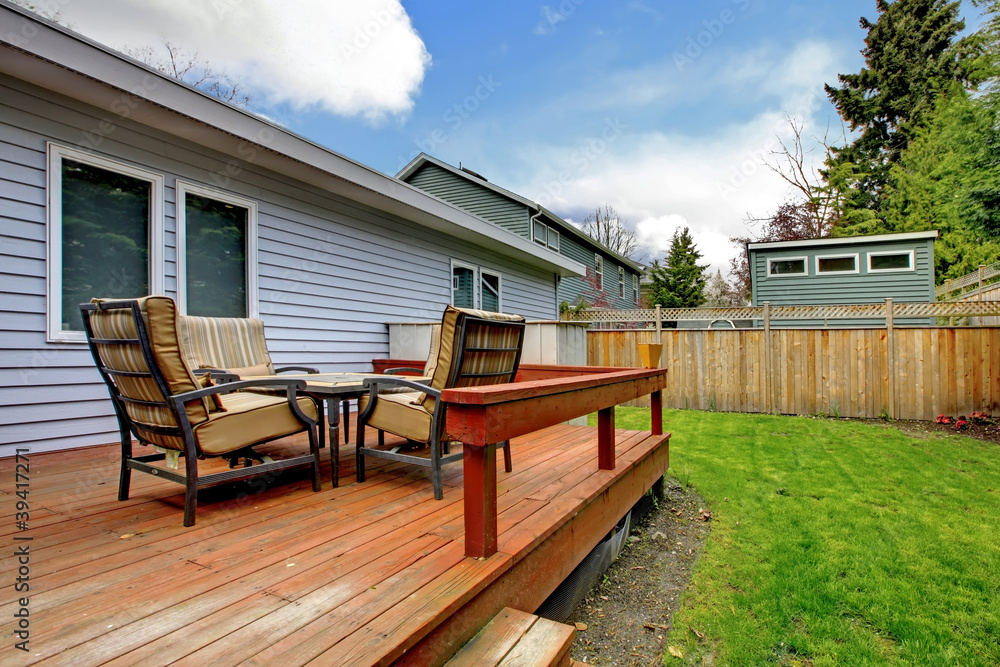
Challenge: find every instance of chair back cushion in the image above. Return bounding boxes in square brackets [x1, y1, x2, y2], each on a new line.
[178, 316, 275, 377]
[87, 296, 210, 449]
[419, 306, 525, 409]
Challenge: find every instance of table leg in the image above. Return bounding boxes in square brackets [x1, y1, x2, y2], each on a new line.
[326, 397, 341, 487]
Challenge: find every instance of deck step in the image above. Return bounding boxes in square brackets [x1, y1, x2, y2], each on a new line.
[446, 607, 576, 667]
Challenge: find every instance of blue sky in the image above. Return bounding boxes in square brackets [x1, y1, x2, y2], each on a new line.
[37, 0, 986, 273]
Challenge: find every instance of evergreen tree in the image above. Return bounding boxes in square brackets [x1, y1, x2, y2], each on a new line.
[824, 0, 978, 219]
[647, 227, 708, 308]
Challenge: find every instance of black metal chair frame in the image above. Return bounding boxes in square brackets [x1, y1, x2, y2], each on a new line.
[81, 299, 322, 527]
[355, 314, 525, 500]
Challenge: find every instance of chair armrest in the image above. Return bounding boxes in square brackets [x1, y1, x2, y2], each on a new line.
[362, 376, 438, 395]
[385, 367, 425, 375]
[192, 367, 240, 383]
[276, 366, 319, 374]
[171, 378, 316, 427]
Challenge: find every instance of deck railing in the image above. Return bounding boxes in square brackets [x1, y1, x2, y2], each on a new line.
[441, 366, 667, 558]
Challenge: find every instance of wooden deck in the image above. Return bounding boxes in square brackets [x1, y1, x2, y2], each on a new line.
[1, 422, 669, 666]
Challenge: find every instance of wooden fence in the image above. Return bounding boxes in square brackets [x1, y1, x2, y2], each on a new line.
[937, 262, 1000, 325]
[579, 302, 1000, 421]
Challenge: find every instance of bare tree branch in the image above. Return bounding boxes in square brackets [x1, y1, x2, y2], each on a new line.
[581, 204, 644, 263]
[119, 40, 252, 108]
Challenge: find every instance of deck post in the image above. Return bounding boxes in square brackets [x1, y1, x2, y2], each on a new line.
[651, 390, 663, 435]
[598, 406, 615, 470]
[463, 442, 498, 558]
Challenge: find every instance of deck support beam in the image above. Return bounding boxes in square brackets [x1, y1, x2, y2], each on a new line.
[598, 407, 615, 470]
[651, 389, 663, 435]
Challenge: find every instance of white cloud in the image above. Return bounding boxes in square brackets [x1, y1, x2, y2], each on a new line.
[52, 0, 431, 122]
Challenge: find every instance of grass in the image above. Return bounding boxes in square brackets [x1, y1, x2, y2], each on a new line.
[602, 408, 1000, 666]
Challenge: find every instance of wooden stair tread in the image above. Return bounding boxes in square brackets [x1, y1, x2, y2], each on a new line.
[446, 607, 575, 667]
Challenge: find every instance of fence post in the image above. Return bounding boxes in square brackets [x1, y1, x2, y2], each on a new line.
[979, 264, 986, 301]
[655, 305, 662, 340]
[886, 298, 895, 420]
[763, 301, 772, 414]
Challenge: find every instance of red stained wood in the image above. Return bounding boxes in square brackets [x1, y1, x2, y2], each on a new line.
[370, 360, 630, 382]
[597, 407, 615, 470]
[464, 442, 499, 558]
[651, 390, 663, 435]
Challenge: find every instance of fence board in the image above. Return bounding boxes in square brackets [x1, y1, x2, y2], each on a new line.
[587, 327, 1000, 421]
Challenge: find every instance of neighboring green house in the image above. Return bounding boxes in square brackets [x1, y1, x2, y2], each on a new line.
[748, 230, 938, 324]
[398, 154, 643, 312]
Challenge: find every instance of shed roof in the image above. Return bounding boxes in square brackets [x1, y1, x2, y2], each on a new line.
[747, 230, 939, 252]
[0, 1, 584, 278]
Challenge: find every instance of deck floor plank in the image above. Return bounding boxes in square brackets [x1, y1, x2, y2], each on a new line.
[0, 423, 669, 666]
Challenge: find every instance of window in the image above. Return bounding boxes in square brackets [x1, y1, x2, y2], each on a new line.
[451, 260, 503, 311]
[868, 250, 914, 273]
[767, 256, 807, 277]
[816, 253, 859, 275]
[618, 267, 625, 298]
[595, 253, 604, 289]
[533, 220, 547, 246]
[547, 227, 560, 251]
[481, 271, 502, 312]
[452, 261, 477, 308]
[176, 182, 258, 318]
[633, 274, 639, 303]
[47, 144, 163, 342]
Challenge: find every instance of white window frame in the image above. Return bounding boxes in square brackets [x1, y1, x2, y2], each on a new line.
[595, 253, 604, 289]
[533, 220, 547, 246]
[867, 249, 915, 273]
[175, 181, 259, 318]
[480, 269, 503, 312]
[618, 266, 625, 298]
[46, 143, 164, 343]
[451, 259, 479, 308]
[815, 253, 859, 276]
[547, 227, 560, 251]
[633, 273, 639, 303]
[767, 255, 808, 278]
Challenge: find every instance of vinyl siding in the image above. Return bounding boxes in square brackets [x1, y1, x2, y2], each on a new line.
[406, 163, 530, 238]
[557, 233, 639, 309]
[0, 75, 555, 454]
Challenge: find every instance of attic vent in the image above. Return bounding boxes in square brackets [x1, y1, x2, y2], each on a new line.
[459, 166, 488, 181]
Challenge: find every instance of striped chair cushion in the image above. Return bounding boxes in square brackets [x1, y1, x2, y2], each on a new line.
[178, 316, 275, 377]
[419, 306, 525, 410]
[89, 296, 211, 450]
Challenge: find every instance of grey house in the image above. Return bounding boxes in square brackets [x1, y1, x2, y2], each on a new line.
[397, 154, 643, 311]
[0, 3, 584, 454]
[748, 231, 938, 324]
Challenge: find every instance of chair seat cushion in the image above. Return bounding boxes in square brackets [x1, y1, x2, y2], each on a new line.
[194, 392, 317, 455]
[358, 391, 431, 444]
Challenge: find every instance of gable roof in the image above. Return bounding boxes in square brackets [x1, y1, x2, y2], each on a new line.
[0, 1, 584, 278]
[397, 153, 644, 272]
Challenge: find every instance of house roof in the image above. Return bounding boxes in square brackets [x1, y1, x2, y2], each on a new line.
[0, 2, 584, 278]
[397, 153, 644, 272]
[747, 230, 939, 252]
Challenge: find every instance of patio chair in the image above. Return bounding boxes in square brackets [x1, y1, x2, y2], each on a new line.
[81, 296, 322, 527]
[177, 315, 353, 444]
[356, 306, 526, 499]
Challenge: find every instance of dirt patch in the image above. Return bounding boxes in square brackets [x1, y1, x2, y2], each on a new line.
[566, 482, 711, 666]
[868, 416, 1000, 446]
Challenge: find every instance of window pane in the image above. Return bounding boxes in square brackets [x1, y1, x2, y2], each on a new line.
[818, 256, 856, 273]
[61, 159, 150, 331]
[770, 259, 805, 275]
[453, 266, 475, 308]
[871, 253, 911, 271]
[534, 221, 547, 244]
[482, 273, 500, 312]
[547, 227, 560, 250]
[185, 193, 248, 317]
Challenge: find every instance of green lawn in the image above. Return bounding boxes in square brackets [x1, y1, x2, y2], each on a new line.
[604, 408, 1000, 666]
